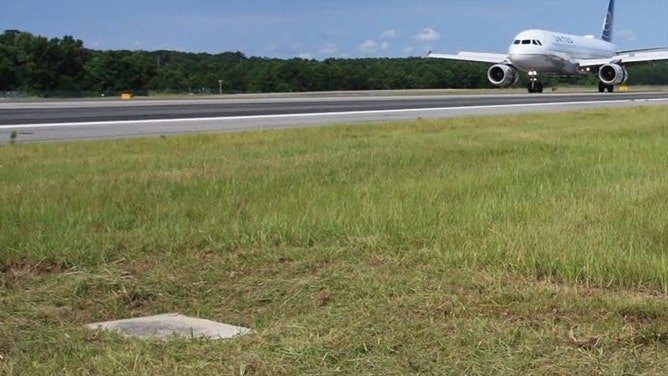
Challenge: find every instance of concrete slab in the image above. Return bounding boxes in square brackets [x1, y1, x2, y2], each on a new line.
[85, 313, 252, 340]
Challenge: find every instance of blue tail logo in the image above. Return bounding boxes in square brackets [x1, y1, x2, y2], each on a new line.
[601, 0, 614, 42]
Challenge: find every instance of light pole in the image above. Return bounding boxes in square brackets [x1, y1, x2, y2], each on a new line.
[218, 79, 222, 95]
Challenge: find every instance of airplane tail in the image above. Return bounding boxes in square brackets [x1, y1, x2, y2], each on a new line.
[601, 0, 614, 42]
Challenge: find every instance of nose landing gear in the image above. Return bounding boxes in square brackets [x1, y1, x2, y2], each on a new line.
[527, 71, 543, 93]
[527, 79, 543, 93]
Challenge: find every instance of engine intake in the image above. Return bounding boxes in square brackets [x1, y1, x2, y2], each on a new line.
[487, 64, 519, 87]
[598, 63, 628, 85]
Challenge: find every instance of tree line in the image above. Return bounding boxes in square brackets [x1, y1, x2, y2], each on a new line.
[1, 30, 667, 97]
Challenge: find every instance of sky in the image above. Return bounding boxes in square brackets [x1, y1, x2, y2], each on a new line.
[2, 0, 667, 59]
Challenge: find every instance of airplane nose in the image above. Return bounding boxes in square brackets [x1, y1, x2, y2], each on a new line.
[509, 53, 529, 64]
[509, 53, 539, 72]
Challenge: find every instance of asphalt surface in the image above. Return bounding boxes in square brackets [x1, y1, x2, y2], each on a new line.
[1, 91, 667, 143]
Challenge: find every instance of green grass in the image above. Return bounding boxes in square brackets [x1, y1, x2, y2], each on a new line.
[1, 105, 668, 374]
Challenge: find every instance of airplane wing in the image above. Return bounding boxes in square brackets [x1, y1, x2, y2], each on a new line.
[428, 51, 509, 64]
[578, 48, 668, 68]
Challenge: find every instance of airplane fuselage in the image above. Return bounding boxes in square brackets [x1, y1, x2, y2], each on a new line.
[508, 29, 616, 76]
[508, 30, 617, 75]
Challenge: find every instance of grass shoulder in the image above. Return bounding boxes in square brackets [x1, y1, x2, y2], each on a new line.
[1, 105, 668, 373]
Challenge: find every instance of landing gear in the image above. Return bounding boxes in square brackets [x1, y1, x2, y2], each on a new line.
[598, 82, 614, 93]
[527, 79, 543, 93]
[527, 71, 543, 93]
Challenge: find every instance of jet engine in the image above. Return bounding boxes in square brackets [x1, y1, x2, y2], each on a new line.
[487, 64, 519, 87]
[598, 63, 628, 85]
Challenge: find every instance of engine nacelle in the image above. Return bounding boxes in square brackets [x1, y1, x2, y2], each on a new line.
[598, 63, 628, 85]
[487, 64, 519, 87]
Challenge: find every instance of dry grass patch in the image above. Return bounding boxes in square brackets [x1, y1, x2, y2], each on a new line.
[2, 248, 668, 374]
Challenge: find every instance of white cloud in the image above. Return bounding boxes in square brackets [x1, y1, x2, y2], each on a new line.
[381, 29, 398, 40]
[358, 39, 390, 53]
[358, 39, 378, 53]
[414, 28, 441, 42]
[318, 43, 339, 55]
[298, 52, 314, 60]
[616, 29, 638, 42]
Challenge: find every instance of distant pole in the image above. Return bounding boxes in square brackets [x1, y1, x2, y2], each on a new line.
[218, 80, 222, 95]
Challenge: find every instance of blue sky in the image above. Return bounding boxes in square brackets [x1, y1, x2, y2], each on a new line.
[2, 1, 667, 59]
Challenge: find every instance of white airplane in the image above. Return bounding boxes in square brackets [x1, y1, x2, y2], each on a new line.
[428, 0, 668, 93]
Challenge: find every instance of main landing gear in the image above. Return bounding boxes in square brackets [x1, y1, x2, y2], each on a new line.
[598, 81, 614, 93]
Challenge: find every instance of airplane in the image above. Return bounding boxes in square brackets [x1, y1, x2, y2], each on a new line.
[427, 0, 668, 93]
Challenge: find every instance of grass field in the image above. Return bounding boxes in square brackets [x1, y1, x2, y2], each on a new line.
[2, 105, 668, 374]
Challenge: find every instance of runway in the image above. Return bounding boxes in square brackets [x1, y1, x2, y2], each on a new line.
[1, 91, 666, 143]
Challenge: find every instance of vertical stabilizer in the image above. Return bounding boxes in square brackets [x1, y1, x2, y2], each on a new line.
[601, 0, 614, 42]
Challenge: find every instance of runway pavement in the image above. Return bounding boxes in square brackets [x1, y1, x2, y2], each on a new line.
[1, 91, 666, 143]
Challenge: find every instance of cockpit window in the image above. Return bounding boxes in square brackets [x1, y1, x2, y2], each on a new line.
[516, 39, 542, 46]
